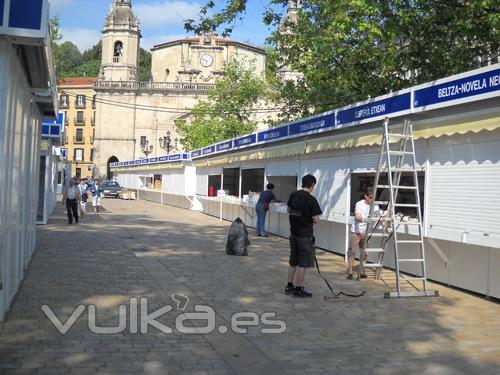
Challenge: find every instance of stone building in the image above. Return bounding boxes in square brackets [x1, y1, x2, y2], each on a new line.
[93, 0, 267, 179]
[58, 78, 97, 179]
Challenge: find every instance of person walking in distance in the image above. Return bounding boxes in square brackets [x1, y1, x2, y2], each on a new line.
[347, 187, 379, 280]
[90, 179, 103, 213]
[255, 183, 276, 237]
[62, 178, 81, 224]
[78, 179, 88, 218]
[285, 174, 322, 298]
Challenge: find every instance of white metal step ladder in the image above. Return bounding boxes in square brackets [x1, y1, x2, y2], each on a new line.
[357, 118, 439, 298]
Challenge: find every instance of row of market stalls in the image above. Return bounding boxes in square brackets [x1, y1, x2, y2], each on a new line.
[111, 63, 500, 299]
[0, 0, 59, 320]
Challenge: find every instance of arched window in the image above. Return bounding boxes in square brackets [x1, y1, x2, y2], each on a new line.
[114, 41, 123, 57]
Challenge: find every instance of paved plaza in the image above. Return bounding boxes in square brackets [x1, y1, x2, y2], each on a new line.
[0, 198, 499, 375]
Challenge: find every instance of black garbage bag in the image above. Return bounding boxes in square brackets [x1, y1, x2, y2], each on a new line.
[226, 217, 249, 256]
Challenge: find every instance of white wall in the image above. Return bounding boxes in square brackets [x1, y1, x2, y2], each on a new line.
[0, 40, 44, 320]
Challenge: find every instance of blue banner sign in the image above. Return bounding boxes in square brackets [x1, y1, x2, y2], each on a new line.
[202, 146, 215, 155]
[159, 156, 168, 162]
[414, 68, 500, 108]
[0, 0, 4, 27]
[124, 161, 129, 166]
[258, 125, 288, 142]
[234, 134, 256, 148]
[191, 150, 202, 158]
[141, 159, 148, 164]
[169, 154, 181, 161]
[149, 157, 158, 163]
[9, 0, 43, 30]
[289, 113, 335, 136]
[182, 153, 189, 159]
[216, 141, 233, 152]
[337, 93, 411, 125]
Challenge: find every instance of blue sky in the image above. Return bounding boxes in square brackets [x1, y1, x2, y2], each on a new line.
[48, 0, 278, 53]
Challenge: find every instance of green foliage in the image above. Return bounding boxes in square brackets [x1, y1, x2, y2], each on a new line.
[186, 0, 500, 119]
[139, 48, 152, 81]
[82, 41, 102, 62]
[58, 41, 83, 77]
[177, 59, 268, 150]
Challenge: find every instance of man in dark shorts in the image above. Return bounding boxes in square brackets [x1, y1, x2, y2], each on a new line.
[285, 174, 323, 298]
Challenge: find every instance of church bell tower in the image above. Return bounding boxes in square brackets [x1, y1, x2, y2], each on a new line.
[100, 0, 141, 81]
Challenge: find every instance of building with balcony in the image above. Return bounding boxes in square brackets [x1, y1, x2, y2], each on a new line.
[93, 0, 268, 179]
[57, 77, 97, 179]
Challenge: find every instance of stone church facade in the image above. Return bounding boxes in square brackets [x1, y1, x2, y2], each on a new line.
[93, 0, 267, 179]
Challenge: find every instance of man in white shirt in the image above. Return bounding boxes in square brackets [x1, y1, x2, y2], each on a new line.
[62, 178, 81, 224]
[347, 187, 379, 279]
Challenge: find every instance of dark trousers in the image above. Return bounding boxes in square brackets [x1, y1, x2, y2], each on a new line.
[66, 198, 78, 223]
[255, 203, 267, 236]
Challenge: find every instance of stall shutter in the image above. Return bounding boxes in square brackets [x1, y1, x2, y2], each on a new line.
[171, 170, 185, 194]
[427, 141, 500, 247]
[266, 160, 299, 176]
[196, 169, 209, 196]
[301, 156, 349, 223]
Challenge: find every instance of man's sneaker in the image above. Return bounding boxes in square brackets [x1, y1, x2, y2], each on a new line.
[360, 273, 367, 279]
[293, 287, 312, 298]
[285, 283, 295, 295]
[346, 274, 353, 280]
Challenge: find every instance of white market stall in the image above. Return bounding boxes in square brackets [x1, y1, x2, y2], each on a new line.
[113, 63, 500, 298]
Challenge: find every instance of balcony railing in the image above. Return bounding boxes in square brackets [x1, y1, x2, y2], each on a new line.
[60, 102, 69, 109]
[74, 101, 86, 109]
[73, 136, 85, 144]
[74, 117, 85, 126]
[94, 80, 216, 93]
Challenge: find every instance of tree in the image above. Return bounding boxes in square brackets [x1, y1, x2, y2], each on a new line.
[177, 59, 268, 150]
[186, 1, 499, 117]
[50, 16, 64, 77]
[139, 48, 152, 81]
[58, 41, 83, 77]
[82, 41, 102, 62]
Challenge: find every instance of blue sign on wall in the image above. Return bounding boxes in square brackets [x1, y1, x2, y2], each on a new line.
[289, 113, 335, 136]
[414, 68, 500, 108]
[234, 134, 256, 148]
[337, 93, 411, 125]
[8, 0, 43, 30]
[169, 154, 181, 161]
[159, 156, 168, 162]
[202, 146, 215, 155]
[191, 150, 202, 158]
[41, 112, 64, 138]
[0, 0, 4, 27]
[258, 125, 288, 142]
[216, 141, 233, 152]
[149, 157, 158, 163]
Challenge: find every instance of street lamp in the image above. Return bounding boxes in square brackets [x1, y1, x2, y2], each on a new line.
[158, 130, 178, 154]
[140, 137, 153, 157]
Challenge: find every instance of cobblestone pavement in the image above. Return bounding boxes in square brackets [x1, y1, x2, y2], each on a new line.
[0, 198, 499, 375]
